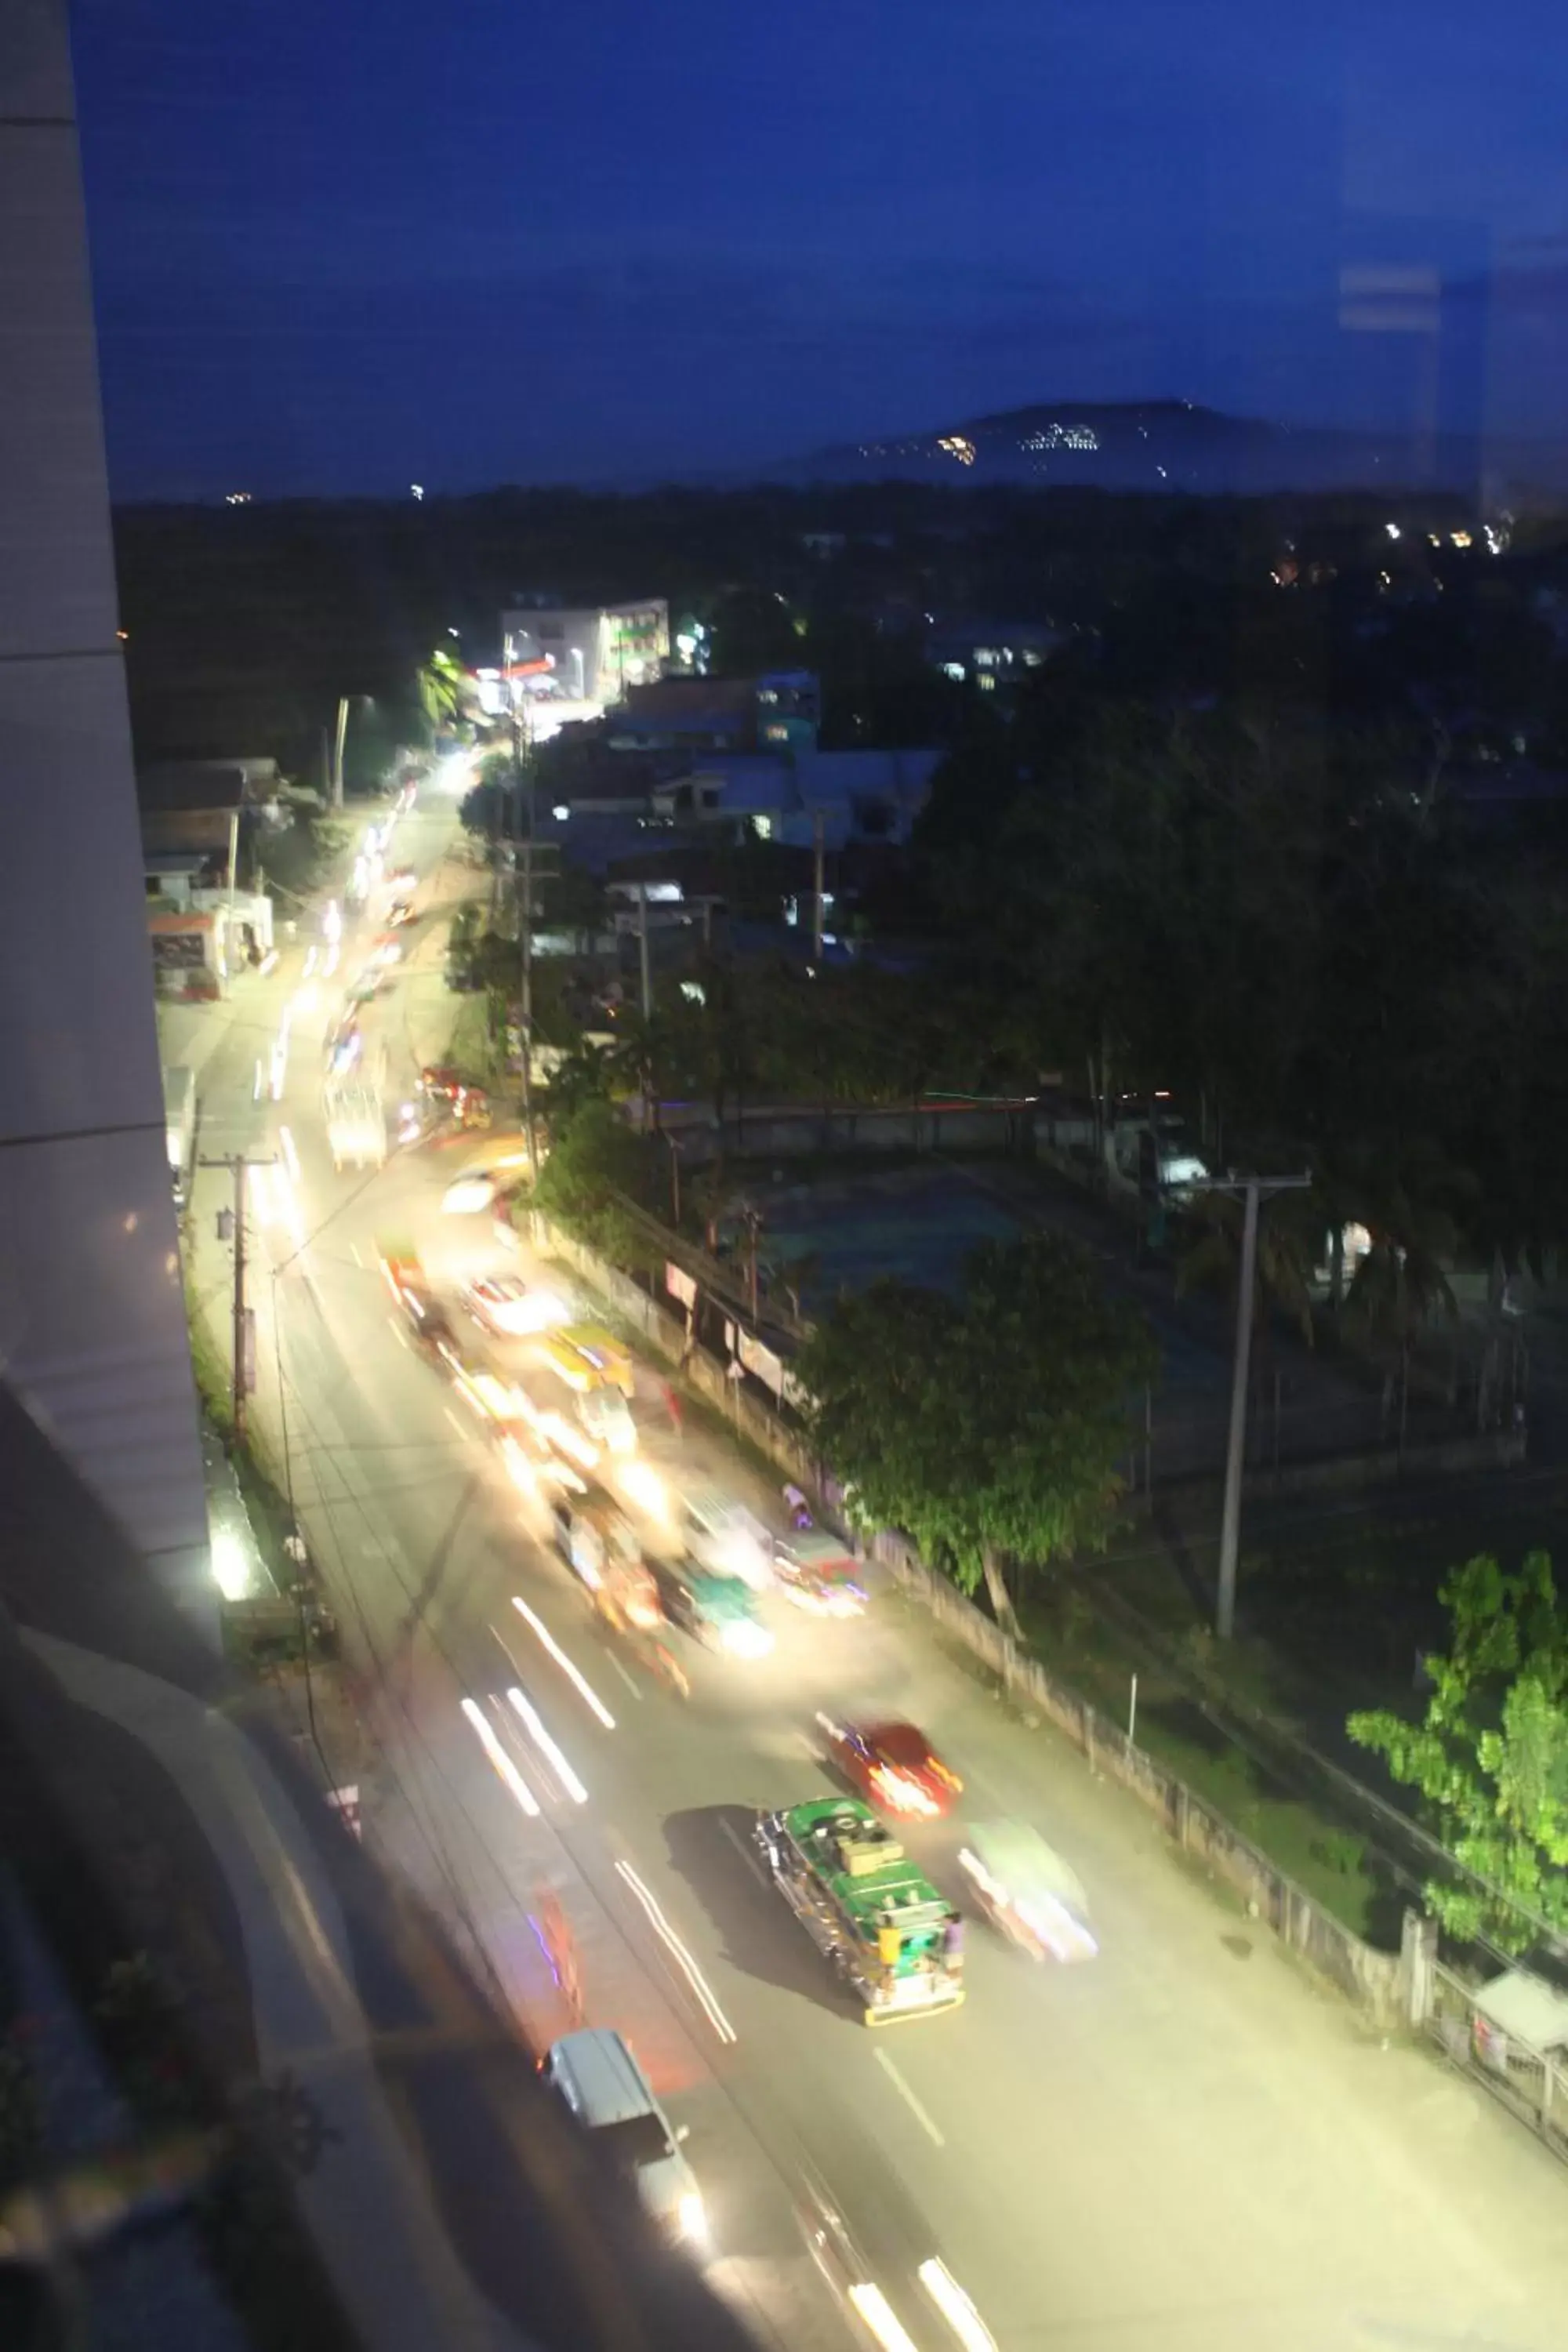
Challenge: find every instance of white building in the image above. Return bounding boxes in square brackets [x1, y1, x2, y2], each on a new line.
[500, 598, 669, 706]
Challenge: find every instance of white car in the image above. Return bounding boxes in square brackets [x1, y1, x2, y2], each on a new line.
[680, 1486, 771, 1588]
[464, 1273, 563, 1336]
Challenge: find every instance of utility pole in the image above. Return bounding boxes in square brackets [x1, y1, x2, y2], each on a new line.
[811, 810, 826, 962]
[510, 661, 539, 1182]
[637, 883, 653, 1022]
[203, 1152, 274, 1441]
[742, 1203, 762, 1324]
[332, 696, 349, 810]
[1207, 1171, 1311, 1639]
[668, 1133, 682, 1226]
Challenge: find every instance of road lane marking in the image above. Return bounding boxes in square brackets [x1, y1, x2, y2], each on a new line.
[719, 1816, 767, 1885]
[604, 1653, 644, 1700]
[350, 1242, 363, 1268]
[442, 1406, 470, 1441]
[614, 1860, 738, 2045]
[387, 1316, 410, 1350]
[873, 2050, 945, 2147]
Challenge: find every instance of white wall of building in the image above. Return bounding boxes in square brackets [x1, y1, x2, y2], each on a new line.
[0, 0, 213, 1635]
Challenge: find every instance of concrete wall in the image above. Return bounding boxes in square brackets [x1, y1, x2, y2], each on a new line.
[869, 1528, 1411, 2029]
[660, 1102, 1035, 1162]
[0, 2, 212, 1634]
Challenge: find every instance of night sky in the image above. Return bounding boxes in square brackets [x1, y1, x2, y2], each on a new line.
[71, 0, 1568, 499]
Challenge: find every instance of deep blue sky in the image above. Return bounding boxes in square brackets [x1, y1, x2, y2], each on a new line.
[71, 0, 1568, 498]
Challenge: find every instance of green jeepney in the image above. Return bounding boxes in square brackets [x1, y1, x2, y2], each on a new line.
[754, 1796, 964, 2027]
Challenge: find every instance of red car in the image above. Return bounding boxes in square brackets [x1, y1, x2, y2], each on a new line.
[815, 1715, 963, 1821]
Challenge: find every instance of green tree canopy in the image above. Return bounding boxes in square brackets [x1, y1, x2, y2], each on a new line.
[1348, 1552, 1568, 1953]
[533, 1098, 656, 1269]
[797, 1234, 1156, 1630]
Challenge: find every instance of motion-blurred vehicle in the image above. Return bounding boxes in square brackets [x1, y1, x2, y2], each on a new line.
[532, 1329, 638, 1461]
[407, 1294, 462, 1367]
[817, 1717, 963, 1821]
[958, 1823, 1098, 1963]
[772, 1531, 866, 1618]
[650, 1557, 772, 1658]
[543, 1325, 636, 1398]
[755, 1798, 964, 2027]
[377, 1239, 426, 1313]
[388, 866, 419, 894]
[419, 1067, 493, 1129]
[549, 1485, 644, 1598]
[387, 898, 416, 927]
[594, 1548, 664, 1637]
[495, 1416, 564, 1497]
[464, 1273, 568, 1338]
[370, 934, 404, 968]
[327, 1023, 362, 1077]
[443, 1173, 499, 1215]
[325, 1079, 387, 1171]
[579, 1382, 636, 1457]
[377, 1240, 463, 1367]
[678, 1486, 770, 1588]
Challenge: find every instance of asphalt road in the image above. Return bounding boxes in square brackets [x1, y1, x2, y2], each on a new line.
[183, 776, 1568, 2352]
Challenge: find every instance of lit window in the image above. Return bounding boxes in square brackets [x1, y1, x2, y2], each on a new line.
[978, 674, 996, 693]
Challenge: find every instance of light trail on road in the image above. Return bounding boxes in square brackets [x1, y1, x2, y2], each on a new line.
[506, 1686, 590, 1803]
[614, 1860, 739, 2045]
[508, 1597, 617, 1728]
[847, 2284, 920, 2352]
[460, 1697, 540, 1817]
[917, 2261, 997, 2352]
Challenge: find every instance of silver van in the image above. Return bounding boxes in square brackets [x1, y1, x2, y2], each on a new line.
[544, 2027, 706, 2250]
[680, 1485, 770, 1588]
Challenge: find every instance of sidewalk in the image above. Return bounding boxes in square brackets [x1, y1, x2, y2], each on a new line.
[156, 964, 271, 1087]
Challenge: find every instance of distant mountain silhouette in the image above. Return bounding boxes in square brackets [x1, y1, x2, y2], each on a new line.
[757, 397, 1544, 496]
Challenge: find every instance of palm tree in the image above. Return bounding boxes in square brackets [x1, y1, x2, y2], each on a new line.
[1176, 1192, 1315, 1346]
[417, 647, 465, 735]
[1342, 1178, 1460, 1449]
